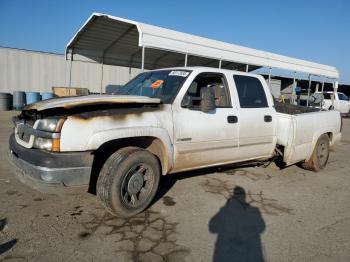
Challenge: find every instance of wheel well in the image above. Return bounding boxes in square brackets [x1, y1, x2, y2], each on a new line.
[88, 137, 168, 194]
[327, 132, 333, 142]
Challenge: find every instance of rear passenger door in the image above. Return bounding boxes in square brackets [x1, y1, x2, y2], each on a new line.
[232, 74, 276, 160]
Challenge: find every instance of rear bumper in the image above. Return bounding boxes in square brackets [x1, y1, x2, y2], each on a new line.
[9, 134, 93, 187]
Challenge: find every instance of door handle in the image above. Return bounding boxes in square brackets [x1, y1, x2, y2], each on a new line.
[227, 115, 238, 123]
[264, 115, 272, 122]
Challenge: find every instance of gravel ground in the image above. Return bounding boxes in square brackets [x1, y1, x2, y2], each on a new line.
[1, 111, 350, 262]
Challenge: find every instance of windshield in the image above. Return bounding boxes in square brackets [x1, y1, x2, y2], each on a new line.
[117, 70, 191, 103]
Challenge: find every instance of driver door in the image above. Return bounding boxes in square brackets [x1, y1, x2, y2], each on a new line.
[172, 72, 240, 172]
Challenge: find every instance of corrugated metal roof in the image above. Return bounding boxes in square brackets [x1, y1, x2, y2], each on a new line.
[66, 13, 339, 78]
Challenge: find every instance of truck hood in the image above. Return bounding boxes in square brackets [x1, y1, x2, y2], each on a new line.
[24, 95, 161, 111]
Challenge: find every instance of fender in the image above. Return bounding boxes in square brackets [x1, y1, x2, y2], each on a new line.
[87, 126, 174, 173]
[306, 128, 334, 162]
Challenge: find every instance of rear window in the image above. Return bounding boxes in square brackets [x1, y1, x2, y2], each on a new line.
[233, 75, 268, 108]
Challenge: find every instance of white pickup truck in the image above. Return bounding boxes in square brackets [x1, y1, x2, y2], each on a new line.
[315, 91, 350, 116]
[9, 67, 342, 217]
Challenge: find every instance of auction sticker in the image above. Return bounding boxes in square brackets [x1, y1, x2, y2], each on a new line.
[150, 80, 164, 88]
[169, 71, 189, 77]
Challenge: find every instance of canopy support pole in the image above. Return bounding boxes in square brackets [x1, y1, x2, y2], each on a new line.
[68, 51, 73, 89]
[100, 58, 104, 95]
[306, 74, 311, 107]
[334, 80, 339, 92]
[332, 80, 338, 109]
[291, 71, 296, 104]
[141, 46, 145, 72]
[184, 53, 188, 67]
[332, 81, 335, 108]
[246, 64, 249, 72]
[320, 81, 325, 109]
[219, 60, 222, 69]
[321, 81, 325, 93]
[268, 67, 272, 88]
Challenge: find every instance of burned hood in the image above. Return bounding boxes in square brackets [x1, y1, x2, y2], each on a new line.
[24, 95, 161, 111]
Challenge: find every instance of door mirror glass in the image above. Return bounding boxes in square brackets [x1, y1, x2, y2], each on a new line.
[200, 86, 216, 113]
[181, 95, 192, 108]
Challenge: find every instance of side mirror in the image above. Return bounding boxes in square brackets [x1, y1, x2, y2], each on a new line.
[181, 95, 192, 108]
[200, 86, 216, 113]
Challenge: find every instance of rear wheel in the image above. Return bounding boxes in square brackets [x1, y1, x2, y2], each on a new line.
[97, 147, 160, 217]
[302, 134, 330, 172]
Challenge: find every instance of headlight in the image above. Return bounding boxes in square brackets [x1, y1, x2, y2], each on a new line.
[35, 118, 65, 132]
[33, 118, 65, 151]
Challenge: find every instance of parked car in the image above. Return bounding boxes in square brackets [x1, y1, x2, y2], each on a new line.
[9, 67, 342, 217]
[315, 91, 350, 116]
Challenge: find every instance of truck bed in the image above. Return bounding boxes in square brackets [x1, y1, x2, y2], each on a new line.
[274, 101, 319, 115]
[276, 108, 341, 166]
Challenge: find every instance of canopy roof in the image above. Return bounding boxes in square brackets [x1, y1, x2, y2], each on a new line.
[66, 13, 339, 79]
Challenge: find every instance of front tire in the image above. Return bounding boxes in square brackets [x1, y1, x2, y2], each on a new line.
[301, 134, 330, 172]
[97, 147, 160, 217]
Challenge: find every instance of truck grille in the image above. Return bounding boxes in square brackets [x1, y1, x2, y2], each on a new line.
[13, 116, 35, 146]
[18, 131, 31, 143]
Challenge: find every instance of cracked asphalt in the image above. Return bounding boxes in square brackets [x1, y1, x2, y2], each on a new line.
[1, 111, 350, 262]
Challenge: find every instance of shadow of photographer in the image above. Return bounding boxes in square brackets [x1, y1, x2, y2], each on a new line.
[0, 218, 17, 256]
[209, 186, 266, 262]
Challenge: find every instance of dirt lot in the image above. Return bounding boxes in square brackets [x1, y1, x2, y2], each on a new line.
[1, 111, 350, 262]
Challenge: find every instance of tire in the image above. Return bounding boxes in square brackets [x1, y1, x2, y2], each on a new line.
[301, 134, 330, 172]
[97, 147, 160, 217]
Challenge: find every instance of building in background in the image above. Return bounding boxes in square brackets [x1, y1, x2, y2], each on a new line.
[0, 46, 141, 94]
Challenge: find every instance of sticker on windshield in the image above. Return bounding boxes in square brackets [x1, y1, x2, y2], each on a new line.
[169, 71, 189, 77]
[150, 80, 164, 88]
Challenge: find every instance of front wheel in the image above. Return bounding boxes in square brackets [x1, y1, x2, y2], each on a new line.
[97, 147, 160, 217]
[301, 134, 330, 172]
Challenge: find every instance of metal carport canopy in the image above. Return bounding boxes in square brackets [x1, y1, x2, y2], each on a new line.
[66, 13, 339, 79]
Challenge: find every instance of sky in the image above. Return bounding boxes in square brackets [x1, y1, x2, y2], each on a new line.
[0, 0, 349, 83]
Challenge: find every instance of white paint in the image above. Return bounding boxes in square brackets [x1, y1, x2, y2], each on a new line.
[16, 67, 342, 174]
[276, 111, 342, 165]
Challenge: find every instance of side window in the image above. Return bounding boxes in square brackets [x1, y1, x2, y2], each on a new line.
[338, 93, 348, 101]
[233, 75, 268, 108]
[183, 73, 231, 108]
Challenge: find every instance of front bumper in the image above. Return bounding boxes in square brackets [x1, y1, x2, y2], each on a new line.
[9, 134, 93, 187]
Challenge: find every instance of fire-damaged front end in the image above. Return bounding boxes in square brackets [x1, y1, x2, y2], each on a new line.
[9, 95, 162, 188]
[9, 109, 94, 187]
